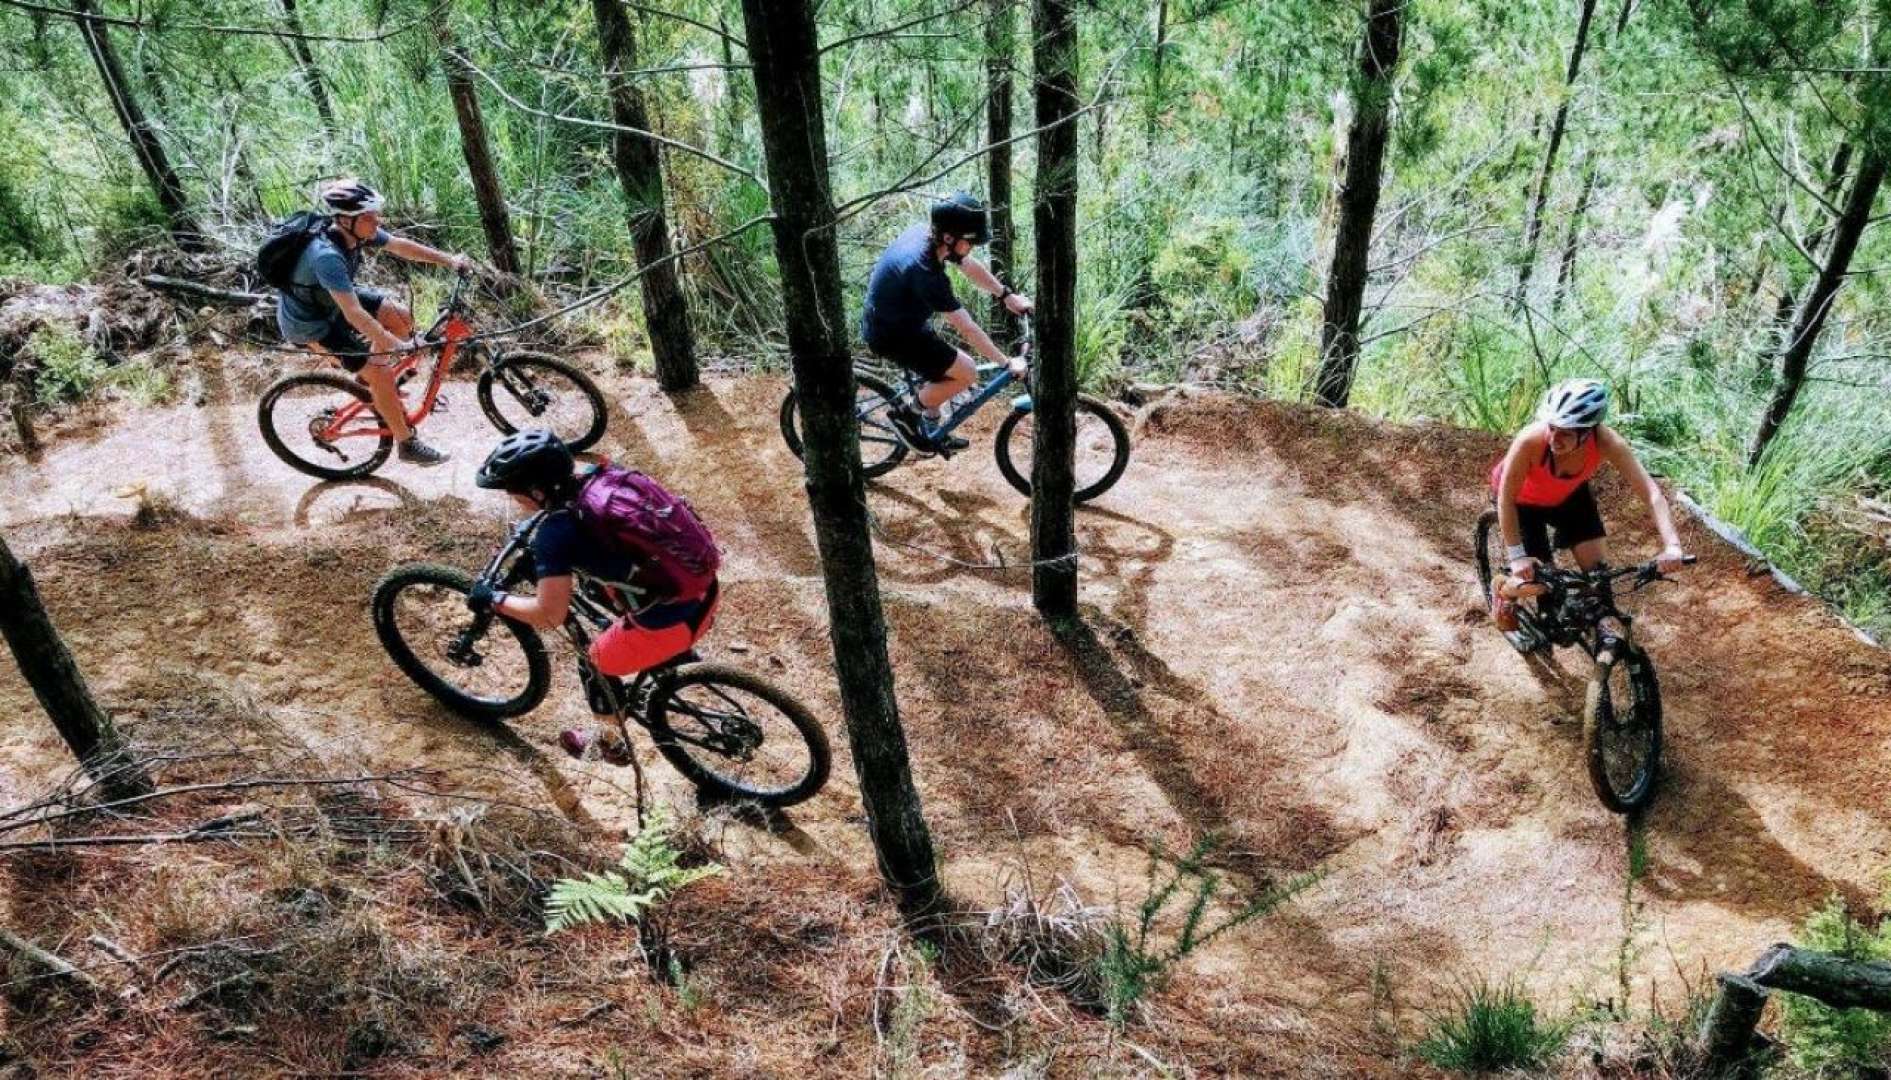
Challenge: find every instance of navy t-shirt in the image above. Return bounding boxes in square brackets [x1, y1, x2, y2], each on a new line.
[860, 223, 961, 345]
[529, 502, 707, 628]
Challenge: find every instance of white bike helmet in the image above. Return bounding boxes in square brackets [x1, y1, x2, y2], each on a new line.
[320, 178, 384, 216]
[1536, 378, 1609, 429]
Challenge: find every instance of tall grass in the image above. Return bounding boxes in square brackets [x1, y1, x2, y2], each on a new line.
[1416, 977, 1571, 1074]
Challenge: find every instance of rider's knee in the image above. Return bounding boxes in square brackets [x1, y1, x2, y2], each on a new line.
[377, 301, 413, 334]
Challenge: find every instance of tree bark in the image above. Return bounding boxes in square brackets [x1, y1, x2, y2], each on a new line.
[594, 0, 699, 391]
[1749, 150, 1885, 465]
[1697, 972, 1769, 1076]
[68, 0, 206, 252]
[1551, 156, 1597, 313]
[0, 535, 152, 799]
[277, 0, 339, 133]
[1312, 0, 1403, 409]
[1515, 0, 1599, 308]
[437, 24, 523, 275]
[1759, 141, 1853, 372]
[1030, 0, 1080, 617]
[1749, 943, 1891, 1011]
[737, 0, 944, 927]
[984, 0, 1018, 348]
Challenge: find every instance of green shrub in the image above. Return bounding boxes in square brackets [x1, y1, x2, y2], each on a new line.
[1778, 894, 1891, 1077]
[1416, 977, 1569, 1073]
[26, 324, 106, 404]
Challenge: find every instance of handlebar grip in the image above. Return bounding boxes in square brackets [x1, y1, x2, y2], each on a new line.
[1681, 555, 1699, 565]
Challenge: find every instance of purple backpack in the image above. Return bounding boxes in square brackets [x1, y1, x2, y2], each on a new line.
[574, 466, 720, 600]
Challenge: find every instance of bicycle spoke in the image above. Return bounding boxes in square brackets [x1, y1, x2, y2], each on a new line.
[660, 680, 809, 795]
[391, 582, 536, 703]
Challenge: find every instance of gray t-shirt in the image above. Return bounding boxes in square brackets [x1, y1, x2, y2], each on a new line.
[276, 226, 389, 342]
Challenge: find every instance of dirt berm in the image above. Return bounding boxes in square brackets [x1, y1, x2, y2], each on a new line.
[2, 355, 1887, 1074]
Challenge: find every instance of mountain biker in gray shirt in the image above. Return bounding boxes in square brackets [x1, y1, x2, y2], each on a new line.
[275, 179, 470, 466]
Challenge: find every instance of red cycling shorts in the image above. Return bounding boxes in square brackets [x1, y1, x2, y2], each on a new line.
[587, 592, 719, 677]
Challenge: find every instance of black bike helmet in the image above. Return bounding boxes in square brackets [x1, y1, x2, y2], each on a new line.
[476, 429, 574, 497]
[930, 192, 991, 245]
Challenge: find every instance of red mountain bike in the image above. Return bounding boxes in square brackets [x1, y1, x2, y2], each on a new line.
[258, 272, 607, 480]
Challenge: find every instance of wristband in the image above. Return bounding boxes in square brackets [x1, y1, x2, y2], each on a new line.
[998, 285, 1013, 301]
[492, 591, 510, 613]
[1505, 544, 1529, 562]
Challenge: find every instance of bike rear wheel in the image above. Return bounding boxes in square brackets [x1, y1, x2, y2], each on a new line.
[477, 351, 607, 451]
[1474, 508, 1547, 654]
[371, 563, 551, 721]
[646, 663, 830, 807]
[1582, 647, 1664, 813]
[994, 395, 1131, 503]
[779, 371, 909, 478]
[258, 372, 394, 481]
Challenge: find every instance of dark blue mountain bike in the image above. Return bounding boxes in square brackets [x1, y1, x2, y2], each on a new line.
[777, 318, 1131, 504]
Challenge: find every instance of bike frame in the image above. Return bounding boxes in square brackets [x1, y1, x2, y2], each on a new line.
[316, 275, 478, 444]
[1520, 557, 1691, 659]
[885, 317, 1036, 439]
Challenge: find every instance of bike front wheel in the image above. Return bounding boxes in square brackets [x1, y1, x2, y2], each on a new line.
[646, 663, 831, 807]
[1582, 646, 1663, 813]
[994, 395, 1131, 503]
[258, 372, 394, 481]
[371, 563, 551, 721]
[477, 351, 608, 451]
[779, 371, 909, 478]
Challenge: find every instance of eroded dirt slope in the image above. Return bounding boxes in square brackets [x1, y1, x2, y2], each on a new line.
[2, 353, 1887, 1074]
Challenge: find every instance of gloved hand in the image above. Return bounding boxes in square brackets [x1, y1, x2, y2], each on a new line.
[466, 581, 501, 615]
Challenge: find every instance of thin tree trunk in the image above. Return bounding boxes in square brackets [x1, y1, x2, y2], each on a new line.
[277, 0, 338, 133]
[69, 0, 205, 251]
[0, 535, 152, 800]
[1031, 0, 1079, 618]
[437, 24, 523, 275]
[1551, 157, 1597, 312]
[1515, 0, 1599, 308]
[985, 0, 1017, 347]
[1749, 150, 1886, 464]
[1313, 0, 1403, 409]
[737, 0, 944, 927]
[718, 17, 745, 159]
[1761, 141, 1853, 370]
[594, 0, 699, 391]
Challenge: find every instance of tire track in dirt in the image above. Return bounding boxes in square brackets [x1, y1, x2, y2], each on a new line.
[3, 371, 1888, 1059]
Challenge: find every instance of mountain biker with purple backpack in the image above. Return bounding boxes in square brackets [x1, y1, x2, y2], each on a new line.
[467, 429, 721, 765]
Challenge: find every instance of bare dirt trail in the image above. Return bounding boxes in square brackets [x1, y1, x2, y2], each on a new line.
[2, 351, 1888, 1071]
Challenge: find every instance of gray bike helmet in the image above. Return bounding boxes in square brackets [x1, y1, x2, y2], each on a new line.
[1536, 378, 1609, 429]
[476, 429, 574, 497]
[930, 192, 991, 245]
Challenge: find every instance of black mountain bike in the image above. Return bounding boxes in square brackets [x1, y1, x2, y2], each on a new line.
[778, 318, 1132, 503]
[371, 512, 830, 807]
[1475, 509, 1695, 814]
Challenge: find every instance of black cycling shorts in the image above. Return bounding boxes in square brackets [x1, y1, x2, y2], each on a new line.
[1515, 482, 1607, 562]
[312, 289, 387, 373]
[865, 326, 959, 382]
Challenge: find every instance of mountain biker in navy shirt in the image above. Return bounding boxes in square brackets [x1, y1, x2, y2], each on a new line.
[861, 192, 1034, 452]
[275, 179, 470, 466]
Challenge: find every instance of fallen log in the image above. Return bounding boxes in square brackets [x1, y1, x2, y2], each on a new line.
[1697, 943, 1891, 1073]
[0, 926, 101, 995]
[138, 274, 267, 307]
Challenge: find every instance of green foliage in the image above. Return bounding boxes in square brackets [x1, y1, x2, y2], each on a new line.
[1088, 836, 1320, 1026]
[26, 324, 106, 404]
[1416, 976, 1571, 1074]
[543, 807, 719, 934]
[1778, 893, 1891, 1077]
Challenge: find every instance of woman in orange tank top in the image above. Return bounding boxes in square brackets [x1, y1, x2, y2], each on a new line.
[1488, 380, 1689, 631]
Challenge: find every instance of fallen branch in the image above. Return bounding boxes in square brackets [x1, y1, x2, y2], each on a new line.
[138, 274, 267, 307]
[0, 926, 101, 995]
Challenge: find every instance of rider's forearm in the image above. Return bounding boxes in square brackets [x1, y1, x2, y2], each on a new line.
[956, 256, 1006, 297]
[1644, 485, 1684, 550]
[944, 309, 1008, 365]
[385, 236, 456, 267]
[342, 301, 401, 352]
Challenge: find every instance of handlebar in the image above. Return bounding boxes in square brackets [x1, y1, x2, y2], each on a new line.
[1535, 554, 1696, 591]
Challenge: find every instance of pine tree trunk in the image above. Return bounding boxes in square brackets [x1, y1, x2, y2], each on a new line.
[1313, 0, 1403, 409]
[594, 0, 699, 391]
[69, 0, 205, 252]
[985, 0, 1017, 348]
[1515, 0, 1599, 308]
[1749, 150, 1886, 465]
[1551, 157, 1596, 312]
[437, 25, 523, 275]
[1760, 141, 1853, 374]
[277, 0, 339, 133]
[1030, 0, 1080, 617]
[737, 0, 945, 927]
[0, 535, 152, 800]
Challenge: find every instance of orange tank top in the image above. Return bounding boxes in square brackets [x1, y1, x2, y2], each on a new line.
[1489, 436, 1600, 508]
